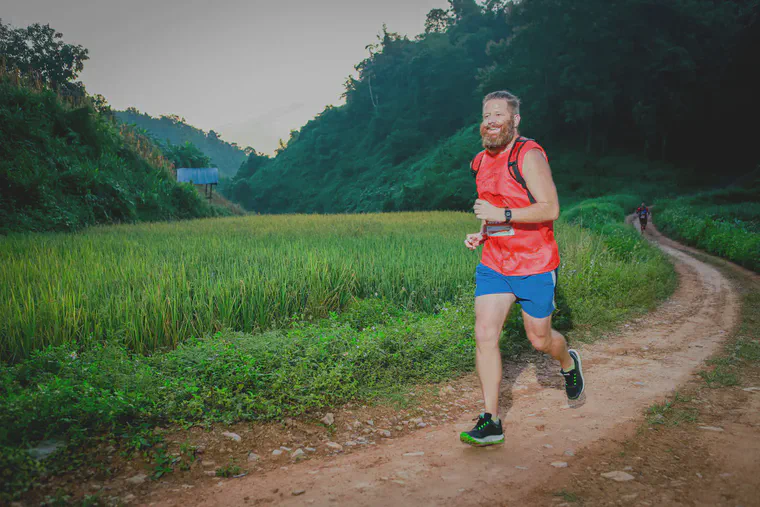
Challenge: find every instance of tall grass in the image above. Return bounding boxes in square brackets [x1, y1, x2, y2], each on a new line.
[1, 213, 474, 360]
[0, 212, 675, 432]
[654, 182, 760, 272]
[1, 211, 674, 361]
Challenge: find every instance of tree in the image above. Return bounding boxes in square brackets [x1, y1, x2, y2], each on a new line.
[425, 8, 451, 34]
[162, 141, 211, 168]
[235, 150, 271, 179]
[0, 19, 89, 93]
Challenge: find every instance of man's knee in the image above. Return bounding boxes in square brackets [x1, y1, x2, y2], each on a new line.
[475, 323, 501, 349]
[526, 329, 552, 352]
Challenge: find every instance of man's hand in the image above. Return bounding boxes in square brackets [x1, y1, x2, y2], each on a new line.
[473, 199, 505, 222]
[464, 232, 485, 250]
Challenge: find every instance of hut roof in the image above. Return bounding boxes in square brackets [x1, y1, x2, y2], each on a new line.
[176, 168, 219, 185]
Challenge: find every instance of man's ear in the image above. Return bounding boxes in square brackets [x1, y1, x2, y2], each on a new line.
[513, 114, 521, 129]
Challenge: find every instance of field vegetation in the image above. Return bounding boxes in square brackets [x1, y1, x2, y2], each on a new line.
[1, 206, 671, 361]
[654, 178, 760, 271]
[0, 201, 676, 501]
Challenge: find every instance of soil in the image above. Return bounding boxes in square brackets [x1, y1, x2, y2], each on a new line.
[23, 219, 759, 507]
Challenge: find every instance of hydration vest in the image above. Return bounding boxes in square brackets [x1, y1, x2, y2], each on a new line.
[471, 136, 537, 204]
[469, 137, 560, 277]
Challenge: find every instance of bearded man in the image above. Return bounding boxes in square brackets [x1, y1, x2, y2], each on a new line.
[460, 90, 585, 446]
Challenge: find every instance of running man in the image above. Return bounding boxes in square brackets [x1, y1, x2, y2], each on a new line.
[636, 202, 649, 231]
[460, 90, 585, 447]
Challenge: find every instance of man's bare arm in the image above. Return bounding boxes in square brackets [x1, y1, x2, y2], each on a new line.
[508, 150, 560, 223]
[472, 149, 560, 223]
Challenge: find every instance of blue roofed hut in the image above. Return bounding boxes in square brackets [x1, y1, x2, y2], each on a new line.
[176, 168, 219, 199]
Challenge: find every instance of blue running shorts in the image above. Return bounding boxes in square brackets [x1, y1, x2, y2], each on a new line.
[474, 263, 558, 318]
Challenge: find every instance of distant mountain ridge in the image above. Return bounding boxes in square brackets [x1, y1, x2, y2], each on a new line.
[115, 109, 249, 179]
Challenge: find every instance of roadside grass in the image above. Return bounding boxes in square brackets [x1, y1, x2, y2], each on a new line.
[645, 254, 759, 428]
[646, 392, 699, 427]
[654, 182, 760, 272]
[553, 489, 581, 503]
[692, 251, 760, 388]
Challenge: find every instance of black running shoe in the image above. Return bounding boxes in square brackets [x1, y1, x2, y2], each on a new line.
[562, 349, 585, 400]
[459, 413, 504, 446]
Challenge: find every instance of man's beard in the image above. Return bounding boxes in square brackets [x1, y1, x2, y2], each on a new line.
[481, 120, 517, 152]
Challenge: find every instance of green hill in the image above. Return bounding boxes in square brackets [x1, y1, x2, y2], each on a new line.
[114, 109, 249, 179]
[227, 0, 759, 214]
[0, 76, 227, 234]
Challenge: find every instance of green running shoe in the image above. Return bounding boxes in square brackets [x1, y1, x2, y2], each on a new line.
[460, 413, 504, 446]
[562, 349, 585, 400]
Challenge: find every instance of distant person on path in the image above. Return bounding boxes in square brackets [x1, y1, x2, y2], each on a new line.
[637, 203, 649, 231]
[460, 90, 585, 446]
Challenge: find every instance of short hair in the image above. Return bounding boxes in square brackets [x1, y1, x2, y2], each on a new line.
[483, 90, 520, 115]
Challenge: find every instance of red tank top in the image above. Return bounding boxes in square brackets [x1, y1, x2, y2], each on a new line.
[472, 139, 560, 276]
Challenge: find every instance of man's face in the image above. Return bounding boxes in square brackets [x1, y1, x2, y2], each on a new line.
[481, 99, 519, 151]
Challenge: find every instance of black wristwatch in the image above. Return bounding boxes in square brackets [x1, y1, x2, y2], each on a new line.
[504, 208, 512, 223]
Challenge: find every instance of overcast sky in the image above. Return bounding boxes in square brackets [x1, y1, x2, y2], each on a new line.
[3, 0, 449, 153]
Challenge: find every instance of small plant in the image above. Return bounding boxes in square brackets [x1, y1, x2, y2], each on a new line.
[179, 441, 197, 462]
[125, 427, 164, 455]
[177, 440, 197, 471]
[553, 489, 580, 503]
[151, 446, 178, 480]
[215, 463, 244, 478]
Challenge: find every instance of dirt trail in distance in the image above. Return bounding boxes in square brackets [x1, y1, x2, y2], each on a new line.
[153, 220, 742, 507]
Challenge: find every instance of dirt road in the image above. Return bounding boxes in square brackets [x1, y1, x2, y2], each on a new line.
[153, 221, 743, 506]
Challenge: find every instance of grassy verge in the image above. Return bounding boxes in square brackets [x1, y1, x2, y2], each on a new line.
[0, 206, 676, 502]
[654, 181, 760, 272]
[691, 253, 760, 388]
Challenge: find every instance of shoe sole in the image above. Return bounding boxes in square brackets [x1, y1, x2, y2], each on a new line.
[567, 348, 585, 400]
[459, 432, 505, 447]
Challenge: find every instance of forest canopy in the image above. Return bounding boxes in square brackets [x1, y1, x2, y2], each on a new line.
[227, 0, 759, 214]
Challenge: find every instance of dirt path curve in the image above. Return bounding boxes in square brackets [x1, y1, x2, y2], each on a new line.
[155, 221, 741, 507]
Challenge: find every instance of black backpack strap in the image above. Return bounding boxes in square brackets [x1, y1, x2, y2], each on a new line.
[470, 151, 486, 178]
[507, 137, 537, 204]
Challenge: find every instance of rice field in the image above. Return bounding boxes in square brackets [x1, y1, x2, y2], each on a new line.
[0, 211, 674, 361]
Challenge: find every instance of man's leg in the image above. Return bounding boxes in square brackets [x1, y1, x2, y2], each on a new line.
[523, 312, 585, 399]
[460, 293, 514, 446]
[522, 312, 572, 369]
[474, 293, 515, 416]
